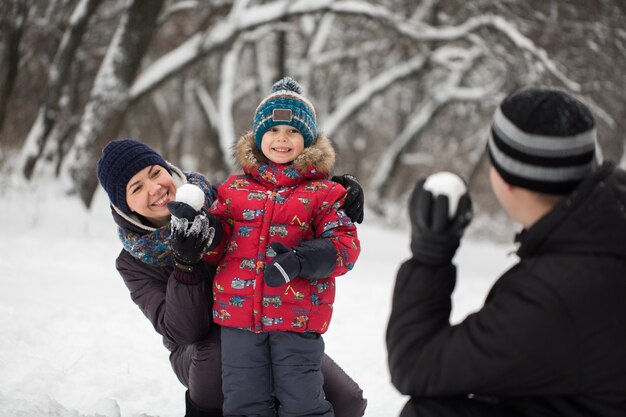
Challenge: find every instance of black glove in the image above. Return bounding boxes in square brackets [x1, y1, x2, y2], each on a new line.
[264, 240, 337, 287]
[409, 178, 472, 265]
[167, 200, 199, 222]
[167, 201, 221, 272]
[331, 174, 364, 224]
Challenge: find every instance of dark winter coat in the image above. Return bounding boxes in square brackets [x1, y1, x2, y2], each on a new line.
[208, 133, 360, 334]
[111, 166, 367, 416]
[113, 166, 217, 349]
[386, 162, 626, 417]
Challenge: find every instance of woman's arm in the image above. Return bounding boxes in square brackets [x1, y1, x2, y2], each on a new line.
[115, 250, 213, 348]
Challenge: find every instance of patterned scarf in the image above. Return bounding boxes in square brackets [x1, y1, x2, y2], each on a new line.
[117, 172, 216, 266]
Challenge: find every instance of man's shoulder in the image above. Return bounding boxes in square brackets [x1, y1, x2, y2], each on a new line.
[501, 253, 623, 304]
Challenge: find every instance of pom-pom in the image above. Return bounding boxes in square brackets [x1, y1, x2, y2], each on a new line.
[271, 76, 303, 94]
[423, 172, 467, 218]
[175, 184, 205, 212]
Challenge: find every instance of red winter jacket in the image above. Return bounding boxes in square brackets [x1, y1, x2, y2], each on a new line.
[208, 132, 360, 334]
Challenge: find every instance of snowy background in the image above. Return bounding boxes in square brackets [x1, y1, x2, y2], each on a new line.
[0, 1, 621, 415]
[0, 178, 518, 417]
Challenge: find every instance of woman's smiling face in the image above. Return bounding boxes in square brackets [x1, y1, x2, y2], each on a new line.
[125, 165, 177, 227]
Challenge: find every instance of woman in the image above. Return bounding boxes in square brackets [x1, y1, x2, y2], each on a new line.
[96, 139, 367, 417]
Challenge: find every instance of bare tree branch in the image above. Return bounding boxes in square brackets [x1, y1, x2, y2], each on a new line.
[218, 38, 244, 170]
[323, 54, 429, 139]
[369, 46, 497, 211]
[157, 1, 200, 26]
[18, 0, 103, 179]
[62, 0, 165, 206]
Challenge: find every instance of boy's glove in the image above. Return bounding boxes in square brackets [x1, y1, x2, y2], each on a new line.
[331, 174, 364, 224]
[264, 240, 337, 287]
[409, 178, 472, 265]
[167, 201, 221, 272]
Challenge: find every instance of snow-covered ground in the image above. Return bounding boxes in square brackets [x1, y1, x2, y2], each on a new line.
[0, 180, 517, 417]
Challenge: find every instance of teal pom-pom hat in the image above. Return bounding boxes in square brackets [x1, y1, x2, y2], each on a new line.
[253, 77, 317, 149]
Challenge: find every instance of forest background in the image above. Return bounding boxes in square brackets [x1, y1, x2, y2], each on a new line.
[1, 0, 625, 237]
[1, 1, 625, 416]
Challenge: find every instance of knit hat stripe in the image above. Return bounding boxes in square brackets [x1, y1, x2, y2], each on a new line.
[255, 91, 317, 118]
[488, 134, 595, 183]
[255, 96, 316, 125]
[255, 113, 316, 141]
[492, 108, 597, 157]
[491, 127, 596, 168]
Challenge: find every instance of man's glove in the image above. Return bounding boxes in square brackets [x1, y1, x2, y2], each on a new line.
[167, 201, 221, 272]
[331, 174, 364, 224]
[264, 240, 337, 287]
[409, 178, 472, 265]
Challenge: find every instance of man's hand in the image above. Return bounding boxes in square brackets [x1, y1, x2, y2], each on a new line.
[409, 177, 472, 265]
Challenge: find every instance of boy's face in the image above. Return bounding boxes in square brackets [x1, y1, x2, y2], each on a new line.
[126, 165, 177, 227]
[261, 125, 305, 164]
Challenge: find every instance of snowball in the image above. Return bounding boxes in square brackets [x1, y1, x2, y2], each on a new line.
[175, 184, 205, 211]
[423, 171, 467, 218]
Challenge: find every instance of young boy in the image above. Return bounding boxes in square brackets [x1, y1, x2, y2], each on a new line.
[208, 77, 360, 416]
[387, 87, 626, 417]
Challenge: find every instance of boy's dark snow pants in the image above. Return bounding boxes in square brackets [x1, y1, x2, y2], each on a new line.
[221, 327, 333, 417]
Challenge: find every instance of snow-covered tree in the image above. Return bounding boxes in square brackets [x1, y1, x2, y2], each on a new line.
[0, 0, 623, 224]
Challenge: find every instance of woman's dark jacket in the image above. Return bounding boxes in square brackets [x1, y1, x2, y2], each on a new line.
[112, 166, 217, 351]
[115, 216, 216, 351]
[387, 162, 626, 417]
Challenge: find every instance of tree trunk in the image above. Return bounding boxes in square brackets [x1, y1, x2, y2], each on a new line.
[19, 0, 103, 180]
[276, 19, 287, 79]
[63, 0, 165, 207]
[0, 0, 28, 137]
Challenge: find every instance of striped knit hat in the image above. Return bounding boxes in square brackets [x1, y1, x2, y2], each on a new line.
[488, 87, 597, 195]
[253, 77, 317, 149]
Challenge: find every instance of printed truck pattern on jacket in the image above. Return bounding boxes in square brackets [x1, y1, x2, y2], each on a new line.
[208, 134, 360, 334]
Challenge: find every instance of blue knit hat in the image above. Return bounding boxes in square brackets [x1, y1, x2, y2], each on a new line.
[253, 77, 317, 149]
[96, 139, 172, 214]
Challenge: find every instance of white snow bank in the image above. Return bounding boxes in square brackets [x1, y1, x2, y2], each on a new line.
[0, 179, 516, 416]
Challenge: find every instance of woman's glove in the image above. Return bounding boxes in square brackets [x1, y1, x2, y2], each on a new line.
[409, 178, 472, 265]
[264, 240, 337, 287]
[167, 201, 221, 272]
[331, 174, 364, 224]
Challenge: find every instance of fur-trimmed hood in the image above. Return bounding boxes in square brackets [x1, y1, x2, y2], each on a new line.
[234, 131, 336, 176]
